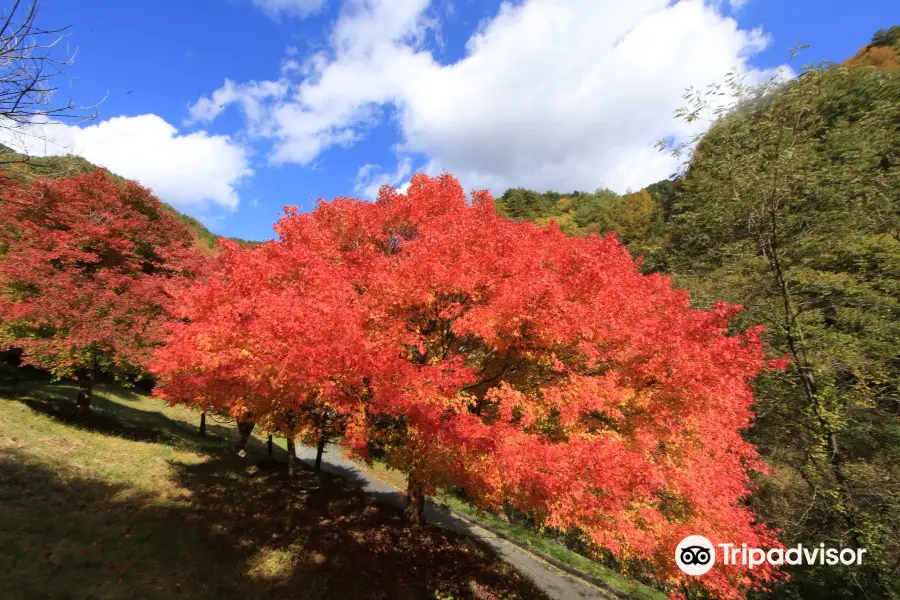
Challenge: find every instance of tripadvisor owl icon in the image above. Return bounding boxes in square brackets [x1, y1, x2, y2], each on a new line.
[676, 535, 716, 576]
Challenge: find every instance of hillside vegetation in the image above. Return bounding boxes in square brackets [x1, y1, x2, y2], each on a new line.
[493, 38, 899, 600]
[0, 146, 254, 251]
[846, 26, 900, 70]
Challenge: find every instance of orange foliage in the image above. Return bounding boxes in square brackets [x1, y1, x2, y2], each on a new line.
[151, 173, 786, 598]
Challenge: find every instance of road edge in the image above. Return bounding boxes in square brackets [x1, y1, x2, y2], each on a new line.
[438, 504, 632, 600]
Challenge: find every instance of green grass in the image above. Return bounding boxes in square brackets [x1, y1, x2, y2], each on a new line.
[358, 461, 666, 600]
[0, 372, 548, 600]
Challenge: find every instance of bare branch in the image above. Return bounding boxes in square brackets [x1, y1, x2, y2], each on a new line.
[0, 1, 99, 165]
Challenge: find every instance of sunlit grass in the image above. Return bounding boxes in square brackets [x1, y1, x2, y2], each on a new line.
[0, 373, 548, 600]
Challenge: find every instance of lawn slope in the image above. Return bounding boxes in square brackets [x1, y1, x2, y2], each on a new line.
[0, 374, 547, 600]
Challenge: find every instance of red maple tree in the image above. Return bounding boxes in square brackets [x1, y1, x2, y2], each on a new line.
[150, 234, 374, 472]
[0, 170, 209, 415]
[151, 173, 786, 598]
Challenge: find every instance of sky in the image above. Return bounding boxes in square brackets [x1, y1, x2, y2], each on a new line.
[3, 0, 896, 241]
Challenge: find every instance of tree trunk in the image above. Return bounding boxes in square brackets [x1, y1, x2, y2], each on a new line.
[286, 437, 296, 477]
[760, 201, 873, 571]
[75, 368, 95, 419]
[198, 411, 207, 437]
[405, 472, 425, 526]
[267, 434, 273, 456]
[236, 416, 255, 454]
[315, 437, 326, 471]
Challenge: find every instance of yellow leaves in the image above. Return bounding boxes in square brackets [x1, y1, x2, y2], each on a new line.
[445, 391, 475, 412]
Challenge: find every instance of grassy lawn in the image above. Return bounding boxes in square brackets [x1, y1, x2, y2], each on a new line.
[0, 372, 548, 600]
[359, 460, 666, 600]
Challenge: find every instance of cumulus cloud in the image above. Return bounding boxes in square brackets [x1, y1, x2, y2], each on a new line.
[0, 115, 253, 210]
[249, 0, 327, 20]
[354, 156, 413, 199]
[195, 0, 787, 195]
[187, 78, 289, 133]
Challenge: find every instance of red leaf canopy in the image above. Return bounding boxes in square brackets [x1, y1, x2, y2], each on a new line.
[152, 173, 785, 598]
[0, 170, 210, 380]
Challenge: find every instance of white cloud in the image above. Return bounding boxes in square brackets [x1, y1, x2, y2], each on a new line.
[280, 58, 304, 75]
[0, 115, 253, 210]
[330, 0, 434, 53]
[726, 0, 752, 10]
[187, 78, 289, 133]
[249, 0, 327, 20]
[354, 155, 413, 199]
[196, 0, 787, 195]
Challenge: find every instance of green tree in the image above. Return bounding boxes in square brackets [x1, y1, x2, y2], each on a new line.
[645, 177, 679, 222]
[580, 189, 663, 242]
[570, 187, 617, 228]
[663, 62, 899, 599]
[496, 187, 554, 221]
[871, 26, 900, 48]
[495, 184, 668, 269]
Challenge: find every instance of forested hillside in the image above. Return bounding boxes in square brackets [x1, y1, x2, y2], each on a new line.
[494, 35, 899, 600]
[0, 146, 255, 250]
[494, 182, 675, 272]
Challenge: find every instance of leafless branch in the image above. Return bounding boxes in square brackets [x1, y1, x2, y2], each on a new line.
[0, 1, 99, 163]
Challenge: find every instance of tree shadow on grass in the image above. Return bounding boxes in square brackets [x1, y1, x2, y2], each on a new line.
[0, 371, 296, 463]
[0, 443, 548, 600]
[0, 379, 240, 455]
[0, 447, 237, 600]
[0, 373, 548, 599]
[0, 365, 146, 404]
[169, 454, 549, 600]
[101, 385, 145, 403]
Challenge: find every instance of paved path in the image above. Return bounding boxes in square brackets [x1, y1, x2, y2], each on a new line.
[295, 444, 611, 600]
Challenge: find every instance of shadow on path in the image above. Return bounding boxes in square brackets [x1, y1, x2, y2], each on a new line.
[294, 444, 611, 600]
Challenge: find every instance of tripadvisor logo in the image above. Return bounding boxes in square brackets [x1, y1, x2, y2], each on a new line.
[675, 535, 868, 576]
[676, 535, 716, 575]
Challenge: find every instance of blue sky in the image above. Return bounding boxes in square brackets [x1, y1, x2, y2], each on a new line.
[13, 0, 898, 241]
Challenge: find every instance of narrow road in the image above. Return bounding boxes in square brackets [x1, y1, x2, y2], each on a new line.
[294, 444, 612, 600]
